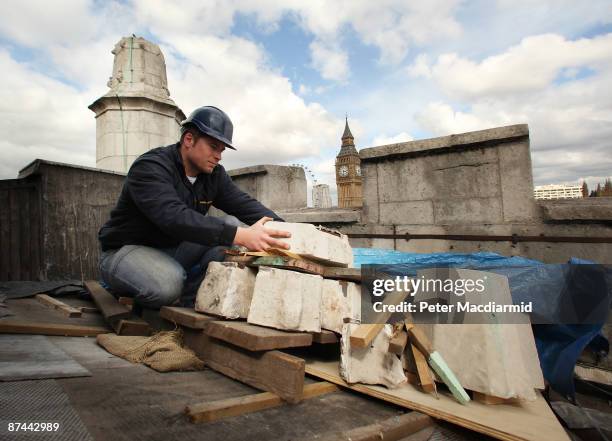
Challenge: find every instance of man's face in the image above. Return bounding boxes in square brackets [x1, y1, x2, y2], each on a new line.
[184, 133, 226, 175]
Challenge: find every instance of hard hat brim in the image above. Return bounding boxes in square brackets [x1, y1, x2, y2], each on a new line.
[181, 119, 237, 151]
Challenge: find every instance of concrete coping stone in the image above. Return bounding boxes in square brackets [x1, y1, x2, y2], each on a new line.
[277, 208, 361, 224]
[88, 94, 184, 117]
[228, 164, 303, 178]
[18, 159, 127, 179]
[360, 124, 529, 162]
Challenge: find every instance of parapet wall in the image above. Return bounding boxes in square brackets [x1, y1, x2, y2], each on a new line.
[280, 125, 611, 264]
[360, 124, 538, 226]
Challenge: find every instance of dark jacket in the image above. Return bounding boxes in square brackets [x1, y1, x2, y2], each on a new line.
[99, 143, 281, 251]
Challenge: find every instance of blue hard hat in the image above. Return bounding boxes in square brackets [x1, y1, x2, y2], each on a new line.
[181, 106, 236, 150]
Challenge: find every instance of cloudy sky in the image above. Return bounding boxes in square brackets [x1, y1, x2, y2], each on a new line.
[0, 0, 611, 201]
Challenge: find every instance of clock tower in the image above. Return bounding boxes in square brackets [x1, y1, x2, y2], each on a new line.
[335, 117, 362, 208]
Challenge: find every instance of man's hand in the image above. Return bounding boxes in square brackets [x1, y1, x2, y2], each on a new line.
[233, 217, 291, 251]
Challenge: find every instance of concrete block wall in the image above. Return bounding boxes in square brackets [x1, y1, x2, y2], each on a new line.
[360, 124, 538, 226]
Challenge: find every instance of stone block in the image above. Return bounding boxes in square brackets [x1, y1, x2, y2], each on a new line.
[360, 124, 529, 161]
[361, 162, 379, 223]
[229, 165, 307, 210]
[540, 201, 612, 221]
[247, 267, 322, 332]
[433, 197, 503, 225]
[195, 262, 256, 319]
[417, 269, 544, 400]
[266, 221, 353, 267]
[429, 157, 500, 199]
[498, 139, 539, 222]
[340, 323, 406, 388]
[377, 158, 434, 202]
[321, 280, 361, 333]
[379, 201, 434, 225]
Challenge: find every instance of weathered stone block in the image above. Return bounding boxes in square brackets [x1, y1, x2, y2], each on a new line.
[417, 269, 544, 400]
[361, 162, 379, 223]
[266, 221, 353, 267]
[340, 324, 406, 388]
[429, 159, 500, 199]
[247, 267, 322, 332]
[378, 159, 434, 202]
[195, 262, 256, 319]
[433, 197, 503, 225]
[498, 140, 538, 222]
[321, 280, 361, 333]
[229, 165, 307, 210]
[379, 201, 434, 225]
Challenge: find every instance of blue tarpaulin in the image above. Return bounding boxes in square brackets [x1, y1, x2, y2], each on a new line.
[353, 248, 612, 398]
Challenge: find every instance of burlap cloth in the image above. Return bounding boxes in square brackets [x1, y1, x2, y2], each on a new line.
[97, 329, 205, 372]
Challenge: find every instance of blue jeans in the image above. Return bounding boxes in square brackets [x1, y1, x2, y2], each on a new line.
[99, 216, 241, 309]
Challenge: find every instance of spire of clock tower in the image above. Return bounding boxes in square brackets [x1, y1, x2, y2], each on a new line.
[335, 115, 362, 208]
[339, 117, 358, 156]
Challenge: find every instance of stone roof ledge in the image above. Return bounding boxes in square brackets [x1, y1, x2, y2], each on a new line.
[360, 124, 529, 161]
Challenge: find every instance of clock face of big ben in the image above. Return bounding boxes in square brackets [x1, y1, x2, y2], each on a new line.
[339, 165, 349, 177]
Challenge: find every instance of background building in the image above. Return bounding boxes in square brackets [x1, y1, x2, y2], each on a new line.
[312, 184, 332, 208]
[534, 184, 583, 200]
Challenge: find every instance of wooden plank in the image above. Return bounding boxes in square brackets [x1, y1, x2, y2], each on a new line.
[349, 324, 385, 348]
[224, 255, 256, 265]
[319, 411, 434, 441]
[160, 306, 216, 329]
[473, 392, 515, 405]
[183, 329, 305, 403]
[0, 320, 110, 337]
[388, 331, 408, 354]
[410, 344, 436, 394]
[312, 330, 339, 344]
[350, 287, 411, 348]
[35, 294, 82, 318]
[575, 364, 612, 386]
[80, 306, 99, 313]
[113, 318, 150, 336]
[186, 381, 338, 423]
[118, 297, 134, 306]
[83, 280, 131, 323]
[305, 358, 570, 441]
[322, 267, 361, 282]
[205, 321, 313, 351]
[252, 255, 327, 276]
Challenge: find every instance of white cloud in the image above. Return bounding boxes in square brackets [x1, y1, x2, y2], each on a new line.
[0, 49, 96, 178]
[0, 0, 99, 46]
[413, 33, 612, 99]
[137, 1, 464, 80]
[151, 33, 342, 169]
[416, 102, 505, 135]
[372, 132, 414, 146]
[413, 33, 612, 185]
[309, 40, 349, 82]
